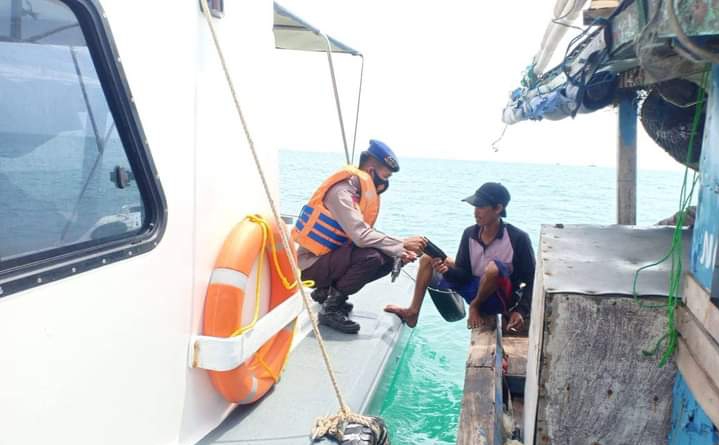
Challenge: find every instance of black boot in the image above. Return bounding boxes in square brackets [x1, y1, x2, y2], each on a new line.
[318, 289, 360, 334]
[310, 287, 329, 304]
[331, 289, 354, 315]
[312, 287, 352, 314]
[340, 300, 354, 316]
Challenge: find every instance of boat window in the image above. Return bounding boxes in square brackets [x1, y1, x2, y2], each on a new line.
[0, 0, 165, 291]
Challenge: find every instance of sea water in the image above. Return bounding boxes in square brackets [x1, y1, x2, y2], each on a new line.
[280, 149, 688, 445]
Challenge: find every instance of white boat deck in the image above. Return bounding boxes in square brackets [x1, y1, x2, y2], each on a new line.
[198, 265, 416, 444]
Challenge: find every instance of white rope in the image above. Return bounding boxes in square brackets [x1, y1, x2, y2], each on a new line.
[312, 412, 383, 442]
[198, 1, 377, 438]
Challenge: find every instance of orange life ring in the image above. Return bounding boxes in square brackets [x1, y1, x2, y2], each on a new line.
[203, 215, 297, 403]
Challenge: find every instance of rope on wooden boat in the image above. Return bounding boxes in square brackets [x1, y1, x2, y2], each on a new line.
[198, 2, 383, 441]
[631, 69, 708, 367]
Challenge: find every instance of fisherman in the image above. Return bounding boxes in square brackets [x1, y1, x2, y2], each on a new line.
[292, 140, 426, 334]
[657, 205, 696, 227]
[384, 182, 535, 332]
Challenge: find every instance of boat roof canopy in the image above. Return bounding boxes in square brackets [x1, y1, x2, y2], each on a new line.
[273, 2, 361, 56]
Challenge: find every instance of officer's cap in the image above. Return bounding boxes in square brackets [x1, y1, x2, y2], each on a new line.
[362, 139, 400, 173]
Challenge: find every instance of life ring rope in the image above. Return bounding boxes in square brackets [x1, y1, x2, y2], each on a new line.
[230, 215, 315, 338]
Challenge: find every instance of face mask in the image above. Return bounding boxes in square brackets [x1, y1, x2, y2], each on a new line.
[370, 169, 390, 194]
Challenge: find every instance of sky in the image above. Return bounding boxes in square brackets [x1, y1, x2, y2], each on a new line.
[272, 0, 684, 171]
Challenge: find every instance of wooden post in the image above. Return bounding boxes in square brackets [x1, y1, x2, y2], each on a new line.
[457, 319, 503, 445]
[617, 92, 637, 225]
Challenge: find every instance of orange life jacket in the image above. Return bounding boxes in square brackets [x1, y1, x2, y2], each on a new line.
[291, 166, 380, 256]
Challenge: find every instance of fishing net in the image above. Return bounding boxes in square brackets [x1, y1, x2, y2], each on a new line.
[639, 78, 706, 170]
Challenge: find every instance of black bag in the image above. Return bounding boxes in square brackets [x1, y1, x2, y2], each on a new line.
[428, 287, 465, 322]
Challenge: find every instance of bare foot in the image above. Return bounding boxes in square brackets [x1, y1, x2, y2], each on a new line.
[467, 307, 497, 331]
[467, 306, 482, 330]
[384, 305, 419, 328]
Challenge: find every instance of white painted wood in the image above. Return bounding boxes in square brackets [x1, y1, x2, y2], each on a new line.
[191, 295, 302, 371]
[677, 307, 719, 421]
[523, 233, 548, 445]
[683, 274, 719, 346]
[677, 338, 719, 427]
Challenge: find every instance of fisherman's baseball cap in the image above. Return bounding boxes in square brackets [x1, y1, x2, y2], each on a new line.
[462, 182, 511, 217]
[363, 139, 400, 172]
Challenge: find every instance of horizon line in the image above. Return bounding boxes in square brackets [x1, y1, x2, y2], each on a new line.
[279, 147, 685, 173]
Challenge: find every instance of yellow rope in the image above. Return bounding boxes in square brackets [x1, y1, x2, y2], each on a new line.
[251, 215, 315, 290]
[230, 216, 269, 337]
[199, 1, 373, 432]
[229, 215, 313, 337]
[255, 344, 280, 383]
[228, 214, 308, 381]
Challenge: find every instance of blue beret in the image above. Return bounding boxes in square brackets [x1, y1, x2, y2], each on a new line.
[365, 139, 400, 172]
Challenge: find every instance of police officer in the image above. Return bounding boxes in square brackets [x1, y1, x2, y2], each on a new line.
[292, 140, 426, 333]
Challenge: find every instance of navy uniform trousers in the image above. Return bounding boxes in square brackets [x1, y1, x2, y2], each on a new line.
[300, 244, 393, 296]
